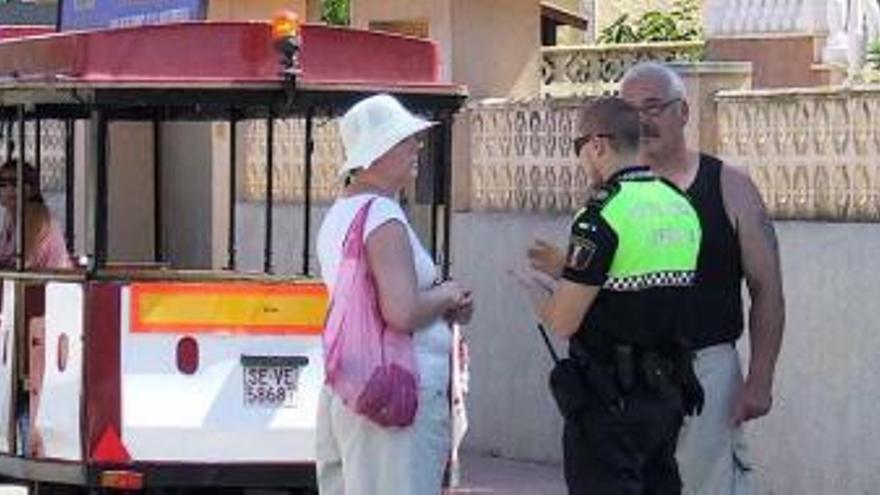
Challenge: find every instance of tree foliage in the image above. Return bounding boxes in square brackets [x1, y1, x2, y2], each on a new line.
[868, 39, 880, 70]
[598, 0, 702, 44]
[322, 0, 350, 26]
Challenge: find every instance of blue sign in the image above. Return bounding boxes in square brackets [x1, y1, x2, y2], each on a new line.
[59, 0, 208, 31]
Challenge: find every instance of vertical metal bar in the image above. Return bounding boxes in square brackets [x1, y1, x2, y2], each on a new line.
[227, 113, 238, 270]
[93, 111, 108, 271]
[302, 109, 314, 276]
[264, 111, 274, 274]
[54, 0, 63, 31]
[34, 118, 42, 179]
[64, 119, 75, 255]
[429, 119, 440, 261]
[14, 107, 25, 272]
[438, 113, 453, 280]
[4, 120, 13, 162]
[153, 119, 163, 262]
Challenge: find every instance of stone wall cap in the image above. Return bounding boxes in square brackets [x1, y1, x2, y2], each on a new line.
[706, 32, 832, 41]
[667, 61, 753, 75]
[468, 95, 589, 108]
[716, 83, 880, 99]
[542, 40, 703, 54]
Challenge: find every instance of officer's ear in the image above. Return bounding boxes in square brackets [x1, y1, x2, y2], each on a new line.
[595, 136, 612, 158]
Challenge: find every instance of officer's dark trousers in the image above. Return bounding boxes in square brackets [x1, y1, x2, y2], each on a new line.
[563, 386, 683, 495]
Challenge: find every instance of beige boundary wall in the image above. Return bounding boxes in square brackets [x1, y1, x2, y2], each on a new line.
[447, 214, 880, 494]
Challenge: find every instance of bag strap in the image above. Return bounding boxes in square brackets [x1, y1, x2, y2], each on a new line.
[342, 197, 377, 259]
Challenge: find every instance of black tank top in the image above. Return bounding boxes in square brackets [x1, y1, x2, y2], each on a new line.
[682, 154, 744, 349]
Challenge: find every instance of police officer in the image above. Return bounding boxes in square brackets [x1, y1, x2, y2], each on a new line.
[517, 97, 702, 494]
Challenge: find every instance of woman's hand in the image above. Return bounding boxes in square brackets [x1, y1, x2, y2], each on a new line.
[436, 280, 473, 324]
[444, 290, 474, 324]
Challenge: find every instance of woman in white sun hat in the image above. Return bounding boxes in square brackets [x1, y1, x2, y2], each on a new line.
[315, 94, 474, 495]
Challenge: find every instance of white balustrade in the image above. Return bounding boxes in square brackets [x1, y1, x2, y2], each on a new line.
[821, 0, 880, 74]
[716, 86, 880, 221]
[232, 84, 880, 221]
[540, 41, 705, 97]
[703, 0, 828, 36]
[706, 0, 880, 76]
[241, 117, 343, 203]
[467, 98, 590, 212]
[465, 85, 880, 220]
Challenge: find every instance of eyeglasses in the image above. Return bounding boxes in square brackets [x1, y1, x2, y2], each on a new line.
[573, 133, 615, 155]
[634, 98, 681, 117]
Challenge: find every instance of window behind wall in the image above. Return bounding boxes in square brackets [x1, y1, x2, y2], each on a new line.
[368, 19, 429, 39]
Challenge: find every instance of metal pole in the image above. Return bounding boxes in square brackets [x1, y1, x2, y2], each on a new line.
[14, 107, 25, 272]
[227, 113, 238, 270]
[64, 119, 75, 255]
[264, 111, 274, 274]
[438, 113, 453, 280]
[34, 118, 41, 179]
[429, 119, 439, 262]
[302, 109, 314, 276]
[4, 120, 12, 162]
[153, 119, 163, 262]
[93, 111, 108, 271]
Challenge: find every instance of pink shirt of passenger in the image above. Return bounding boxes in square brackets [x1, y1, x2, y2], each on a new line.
[0, 216, 72, 270]
[27, 219, 72, 269]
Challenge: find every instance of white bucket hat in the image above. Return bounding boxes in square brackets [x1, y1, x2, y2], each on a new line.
[338, 94, 436, 176]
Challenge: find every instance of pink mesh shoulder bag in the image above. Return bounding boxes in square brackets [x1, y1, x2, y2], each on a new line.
[322, 198, 419, 427]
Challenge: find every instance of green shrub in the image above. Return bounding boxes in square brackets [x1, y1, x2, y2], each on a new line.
[322, 0, 349, 26]
[601, 14, 639, 44]
[598, 0, 702, 44]
[867, 39, 880, 71]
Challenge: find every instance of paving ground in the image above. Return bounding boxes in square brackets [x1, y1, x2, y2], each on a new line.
[451, 451, 566, 495]
[0, 451, 566, 494]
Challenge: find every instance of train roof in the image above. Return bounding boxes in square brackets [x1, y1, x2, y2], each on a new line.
[0, 21, 466, 119]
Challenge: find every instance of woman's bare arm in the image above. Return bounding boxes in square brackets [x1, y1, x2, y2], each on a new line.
[366, 220, 464, 332]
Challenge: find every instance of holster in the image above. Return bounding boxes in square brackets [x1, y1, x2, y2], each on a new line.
[573, 333, 704, 417]
[549, 357, 622, 421]
[549, 358, 590, 421]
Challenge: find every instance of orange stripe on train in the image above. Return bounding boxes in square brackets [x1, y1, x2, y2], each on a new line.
[130, 282, 328, 335]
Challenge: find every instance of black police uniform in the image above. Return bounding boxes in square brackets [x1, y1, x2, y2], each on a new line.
[558, 166, 702, 495]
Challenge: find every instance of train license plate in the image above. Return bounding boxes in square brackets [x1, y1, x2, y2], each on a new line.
[241, 355, 309, 408]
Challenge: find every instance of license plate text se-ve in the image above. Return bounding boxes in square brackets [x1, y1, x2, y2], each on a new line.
[241, 355, 309, 408]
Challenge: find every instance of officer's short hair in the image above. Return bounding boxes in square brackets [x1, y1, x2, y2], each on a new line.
[577, 97, 640, 155]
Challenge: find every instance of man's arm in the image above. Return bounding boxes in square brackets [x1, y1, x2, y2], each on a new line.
[722, 164, 785, 424]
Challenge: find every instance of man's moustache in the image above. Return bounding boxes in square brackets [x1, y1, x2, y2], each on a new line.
[641, 125, 660, 138]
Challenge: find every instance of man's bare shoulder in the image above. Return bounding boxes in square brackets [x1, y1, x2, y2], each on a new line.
[717, 159, 766, 215]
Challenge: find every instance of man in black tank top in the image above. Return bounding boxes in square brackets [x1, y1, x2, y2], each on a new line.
[682, 154, 745, 349]
[620, 62, 784, 494]
[528, 63, 785, 494]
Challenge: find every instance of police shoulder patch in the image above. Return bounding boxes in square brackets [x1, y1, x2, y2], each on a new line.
[566, 236, 597, 271]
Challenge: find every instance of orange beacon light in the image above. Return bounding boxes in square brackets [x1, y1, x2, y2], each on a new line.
[272, 10, 301, 79]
